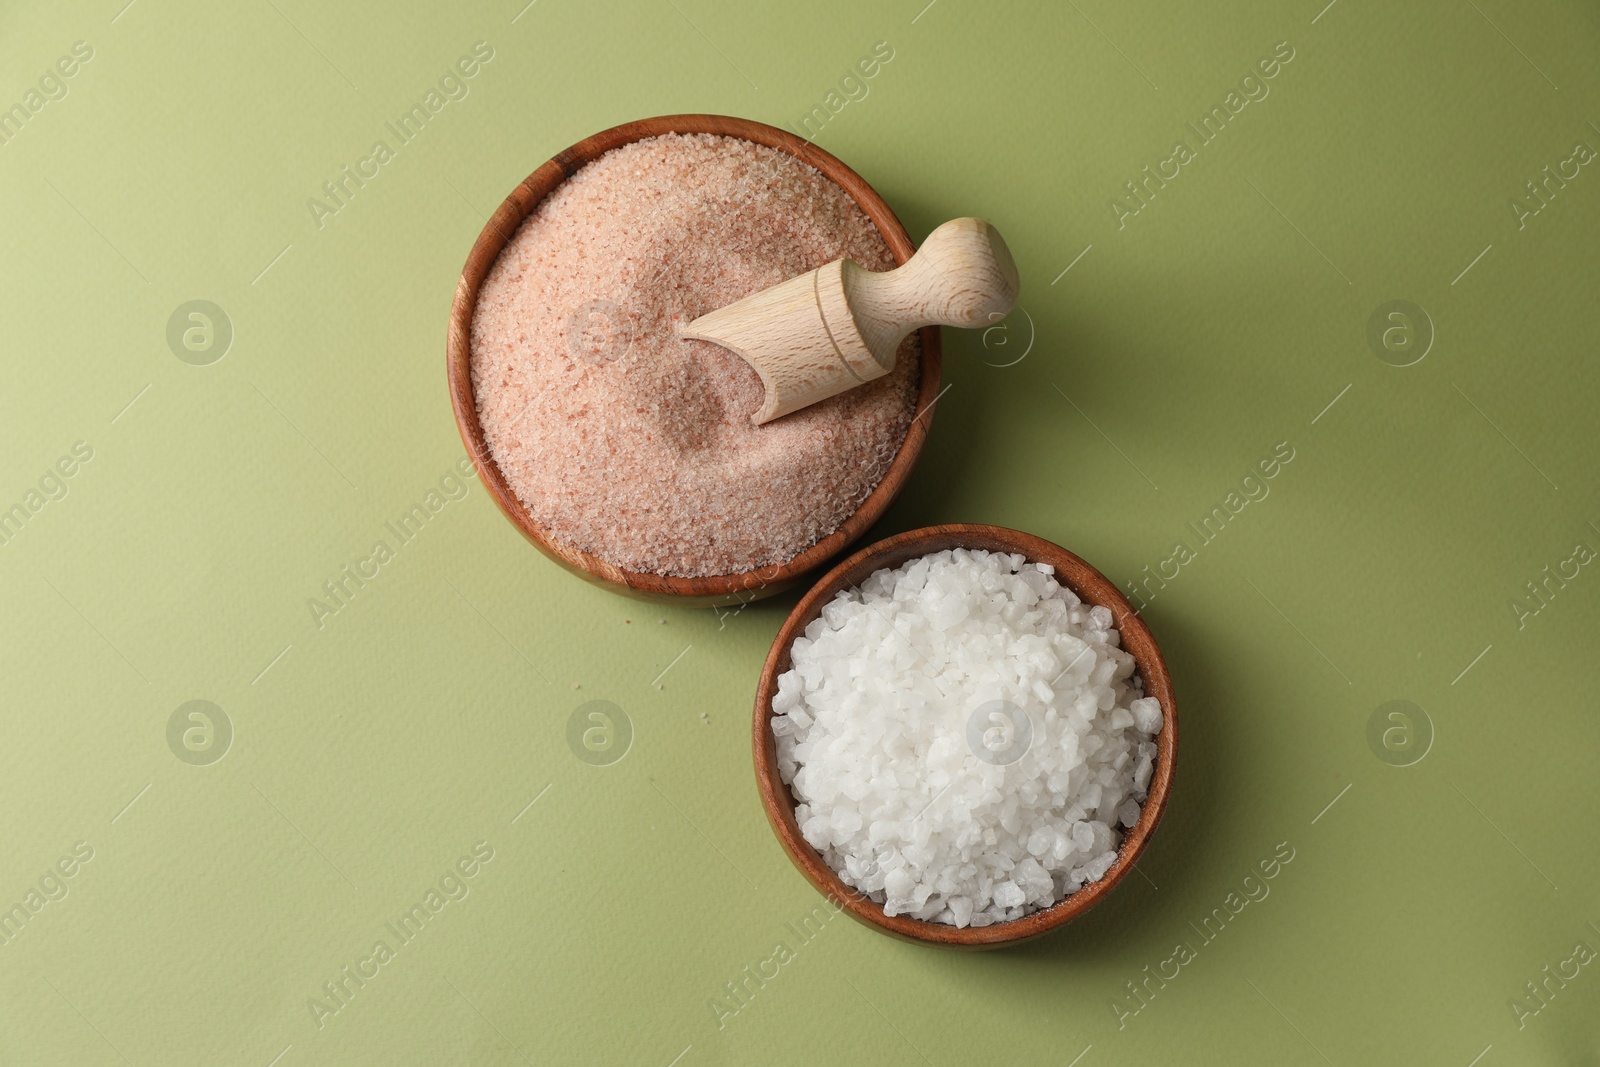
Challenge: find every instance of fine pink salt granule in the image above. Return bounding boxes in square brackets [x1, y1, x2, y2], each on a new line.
[470, 133, 920, 577]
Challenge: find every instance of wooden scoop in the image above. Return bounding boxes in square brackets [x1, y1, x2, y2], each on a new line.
[682, 217, 1020, 424]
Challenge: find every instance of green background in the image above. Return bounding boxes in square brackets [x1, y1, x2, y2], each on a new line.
[3, 0, 1597, 1063]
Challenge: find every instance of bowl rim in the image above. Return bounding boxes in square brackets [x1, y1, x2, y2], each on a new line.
[752, 523, 1178, 947]
[445, 113, 944, 606]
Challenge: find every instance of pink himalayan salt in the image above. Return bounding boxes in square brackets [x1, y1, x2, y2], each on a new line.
[470, 133, 919, 577]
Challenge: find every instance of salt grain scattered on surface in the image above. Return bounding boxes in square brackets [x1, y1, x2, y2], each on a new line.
[471, 133, 919, 577]
[772, 549, 1162, 928]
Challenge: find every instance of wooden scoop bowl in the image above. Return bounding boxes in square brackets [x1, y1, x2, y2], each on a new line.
[685, 218, 1020, 423]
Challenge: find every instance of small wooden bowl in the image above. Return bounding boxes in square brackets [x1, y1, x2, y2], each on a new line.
[752, 524, 1177, 947]
[446, 115, 943, 606]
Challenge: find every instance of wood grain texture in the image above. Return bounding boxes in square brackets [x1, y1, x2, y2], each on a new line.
[445, 115, 943, 606]
[684, 217, 1017, 424]
[752, 524, 1178, 948]
[681, 259, 883, 426]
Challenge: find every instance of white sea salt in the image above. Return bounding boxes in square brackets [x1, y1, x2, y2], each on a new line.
[772, 548, 1162, 928]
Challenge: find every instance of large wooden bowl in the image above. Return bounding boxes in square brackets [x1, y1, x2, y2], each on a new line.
[753, 524, 1177, 947]
[446, 115, 942, 606]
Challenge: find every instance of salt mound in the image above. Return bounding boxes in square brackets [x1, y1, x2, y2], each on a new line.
[469, 132, 919, 577]
[771, 548, 1161, 928]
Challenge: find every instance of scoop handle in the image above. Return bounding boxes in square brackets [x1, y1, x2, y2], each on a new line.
[844, 218, 1021, 363]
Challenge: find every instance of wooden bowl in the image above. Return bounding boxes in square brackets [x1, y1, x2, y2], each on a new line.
[752, 524, 1177, 947]
[446, 114, 942, 606]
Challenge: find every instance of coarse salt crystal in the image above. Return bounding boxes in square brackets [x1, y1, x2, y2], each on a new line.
[771, 549, 1162, 927]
